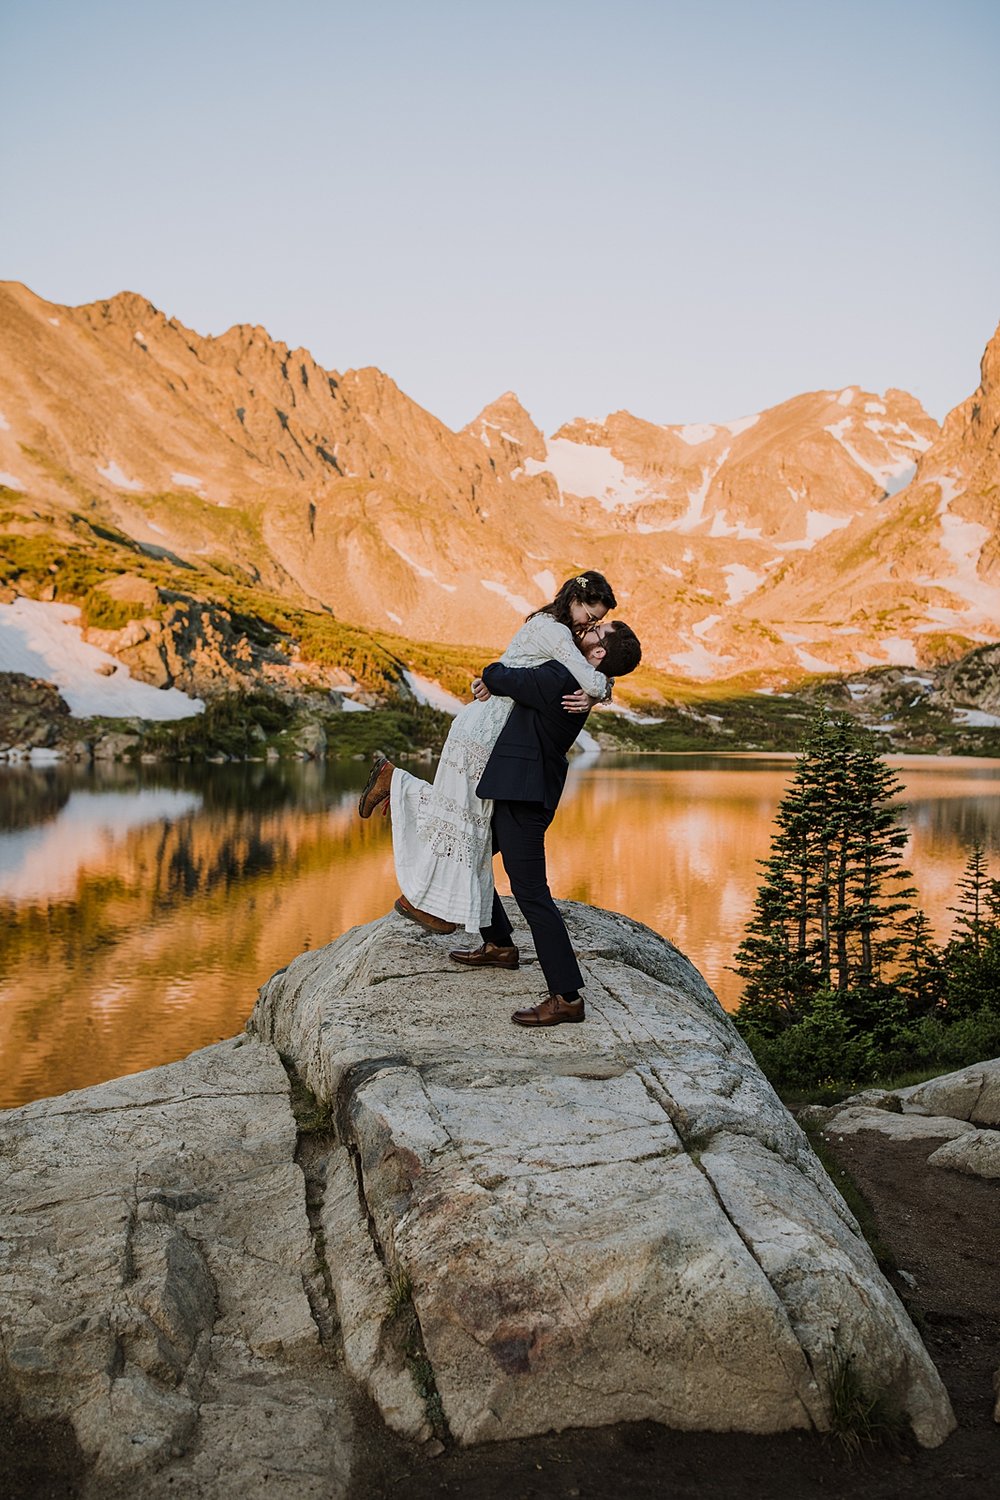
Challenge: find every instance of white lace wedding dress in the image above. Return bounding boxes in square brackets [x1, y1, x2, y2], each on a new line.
[389, 613, 610, 933]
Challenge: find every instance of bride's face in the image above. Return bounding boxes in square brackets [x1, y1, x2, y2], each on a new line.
[578, 621, 608, 652]
[570, 599, 609, 631]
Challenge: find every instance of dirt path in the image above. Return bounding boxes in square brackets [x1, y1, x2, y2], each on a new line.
[351, 1130, 999, 1500]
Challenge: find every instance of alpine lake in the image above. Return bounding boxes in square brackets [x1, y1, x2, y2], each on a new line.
[2, 750, 1000, 1110]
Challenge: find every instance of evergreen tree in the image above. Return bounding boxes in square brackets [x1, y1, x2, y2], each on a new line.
[896, 909, 947, 1017]
[944, 846, 1000, 1016]
[733, 711, 918, 1044]
[948, 842, 991, 953]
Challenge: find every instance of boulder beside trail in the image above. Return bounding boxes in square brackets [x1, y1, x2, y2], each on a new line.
[818, 1107, 976, 1142]
[899, 1059, 1000, 1127]
[928, 1129, 1000, 1180]
[252, 900, 954, 1449]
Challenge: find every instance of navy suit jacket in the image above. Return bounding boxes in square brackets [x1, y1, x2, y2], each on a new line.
[475, 659, 592, 810]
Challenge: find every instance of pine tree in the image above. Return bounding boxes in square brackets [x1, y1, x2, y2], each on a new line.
[729, 854, 812, 1036]
[944, 847, 1000, 1016]
[949, 842, 991, 953]
[733, 711, 918, 1044]
[897, 909, 947, 1017]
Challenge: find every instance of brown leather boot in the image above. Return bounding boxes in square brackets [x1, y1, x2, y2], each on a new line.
[358, 756, 394, 818]
[394, 894, 458, 935]
[448, 942, 519, 970]
[511, 994, 585, 1027]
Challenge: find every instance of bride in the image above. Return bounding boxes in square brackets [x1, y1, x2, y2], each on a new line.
[359, 570, 616, 933]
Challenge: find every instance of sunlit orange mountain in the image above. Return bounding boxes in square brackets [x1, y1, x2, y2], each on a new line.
[1, 280, 997, 679]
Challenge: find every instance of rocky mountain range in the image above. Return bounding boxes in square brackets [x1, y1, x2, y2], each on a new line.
[0, 280, 998, 687]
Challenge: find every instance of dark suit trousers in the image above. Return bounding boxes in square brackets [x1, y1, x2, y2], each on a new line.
[482, 800, 583, 997]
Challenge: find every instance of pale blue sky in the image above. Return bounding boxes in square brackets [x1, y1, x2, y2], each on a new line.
[4, 0, 998, 431]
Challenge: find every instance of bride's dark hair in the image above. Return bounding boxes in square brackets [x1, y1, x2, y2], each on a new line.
[527, 570, 617, 629]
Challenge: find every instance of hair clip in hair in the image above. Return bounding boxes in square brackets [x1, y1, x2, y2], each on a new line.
[574, 574, 589, 588]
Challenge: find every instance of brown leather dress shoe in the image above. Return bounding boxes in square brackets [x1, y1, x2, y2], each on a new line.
[358, 756, 394, 818]
[394, 894, 458, 935]
[448, 942, 520, 970]
[512, 993, 585, 1027]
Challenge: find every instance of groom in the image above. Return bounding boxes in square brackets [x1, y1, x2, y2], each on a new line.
[451, 620, 642, 1026]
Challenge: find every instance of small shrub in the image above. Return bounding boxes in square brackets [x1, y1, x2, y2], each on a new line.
[80, 587, 151, 632]
[386, 1269, 413, 1320]
[826, 1354, 905, 1453]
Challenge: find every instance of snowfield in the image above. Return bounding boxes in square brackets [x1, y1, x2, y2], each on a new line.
[0, 598, 203, 720]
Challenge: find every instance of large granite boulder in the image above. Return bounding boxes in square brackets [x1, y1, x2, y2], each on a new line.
[0, 1036, 354, 1498]
[251, 901, 955, 1449]
[899, 1058, 1000, 1126]
[928, 1129, 1000, 1180]
[0, 901, 959, 1498]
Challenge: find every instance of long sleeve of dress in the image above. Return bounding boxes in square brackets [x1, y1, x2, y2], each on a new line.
[520, 614, 611, 700]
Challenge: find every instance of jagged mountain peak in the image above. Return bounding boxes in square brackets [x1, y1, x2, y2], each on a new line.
[463, 391, 547, 463]
[0, 281, 996, 681]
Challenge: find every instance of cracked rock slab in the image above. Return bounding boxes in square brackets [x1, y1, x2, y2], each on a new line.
[928, 1128, 1000, 1181]
[250, 900, 956, 1449]
[0, 1036, 354, 1498]
[820, 1106, 977, 1142]
[898, 1058, 1000, 1127]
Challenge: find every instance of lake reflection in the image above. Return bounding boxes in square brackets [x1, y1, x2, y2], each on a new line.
[2, 753, 999, 1109]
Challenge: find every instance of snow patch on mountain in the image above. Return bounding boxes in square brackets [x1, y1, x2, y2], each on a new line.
[671, 448, 731, 533]
[385, 540, 457, 593]
[402, 670, 465, 716]
[795, 646, 839, 673]
[0, 471, 24, 490]
[532, 569, 556, 599]
[909, 474, 998, 626]
[669, 638, 734, 676]
[777, 510, 853, 550]
[525, 440, 649, 509]
[878, 637, 918, 666]
[481, 579, 535, 615]
[170, 472, 204, 489]
[676, 423, 717, 446]
[0, 409, 10, 431]
[723, 414, 759, 436]
[722, 564, 765, 603]
[953, 708, 1000, 728]
[96, 459, 143, 491]
[708, 510, 763, 540]
[0, 598, 203, 720]
[863, 418, 932, 452]
[823, 416, 919, 494]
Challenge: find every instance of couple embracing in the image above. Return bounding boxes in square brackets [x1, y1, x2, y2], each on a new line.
[358, 571, 642, 1028]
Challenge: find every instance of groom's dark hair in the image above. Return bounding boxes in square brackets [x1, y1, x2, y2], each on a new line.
[598, 622, 641, 677]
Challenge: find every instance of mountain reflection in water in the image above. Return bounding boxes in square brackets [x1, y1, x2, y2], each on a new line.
[2, 754, 999, 1110]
